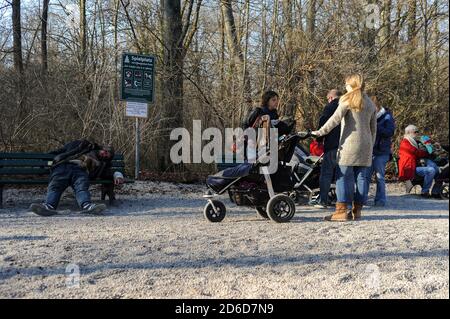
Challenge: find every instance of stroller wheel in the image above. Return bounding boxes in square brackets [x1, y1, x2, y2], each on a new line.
[266, 194, 296, 223]
[203, 200, 226, 222]
[255, 207, 269, 219]
[441, 184, 449, 200]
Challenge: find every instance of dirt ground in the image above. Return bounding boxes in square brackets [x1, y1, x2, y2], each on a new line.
[0, 182, 448, 299]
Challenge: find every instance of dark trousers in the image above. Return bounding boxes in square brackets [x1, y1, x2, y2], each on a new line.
[45, 163, 90, 208]
[319, 149, 337, 204]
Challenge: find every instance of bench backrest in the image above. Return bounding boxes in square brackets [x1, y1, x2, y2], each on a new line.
[0, 153, 125, 177]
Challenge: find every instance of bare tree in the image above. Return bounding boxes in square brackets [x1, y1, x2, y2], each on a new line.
[12, 0, 23, 73]
[407, 0, 417, 43]
[157, 0, 202, 170]
[41, 0, 49, 74]
[79, 0, 87, 69]
[306, 0, 316, 40]
[220, 0, 250, 109]
[282, 0, 297, 118]
[380, 0, 392, 52]
[0, 0, 448, 176]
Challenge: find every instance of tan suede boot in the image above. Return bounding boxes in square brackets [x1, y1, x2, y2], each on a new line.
[324, 202, 351, 221]
[351, 202, 363, 220]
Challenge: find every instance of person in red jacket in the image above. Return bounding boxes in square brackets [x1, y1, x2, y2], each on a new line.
[309, 138, 325, 156]
[398, 125, 438, 198]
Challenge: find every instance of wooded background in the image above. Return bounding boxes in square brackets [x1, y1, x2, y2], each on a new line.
[0, 0, 448, 177]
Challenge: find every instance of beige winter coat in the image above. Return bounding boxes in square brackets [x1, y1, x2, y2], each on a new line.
[318, 94, 377, 167]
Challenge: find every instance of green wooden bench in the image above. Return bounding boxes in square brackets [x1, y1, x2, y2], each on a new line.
[0, 152, 134, 208]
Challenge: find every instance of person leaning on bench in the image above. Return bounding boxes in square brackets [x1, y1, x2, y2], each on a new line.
[30, 139, 124, 216]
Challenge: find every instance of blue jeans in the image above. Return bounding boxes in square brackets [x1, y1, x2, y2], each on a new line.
[46, 163, 91, 208]
[336, 165, 369, 204]
[368, 154, 390, 205]
[416, 159, 439, 194]
[319, 149, 337, 204]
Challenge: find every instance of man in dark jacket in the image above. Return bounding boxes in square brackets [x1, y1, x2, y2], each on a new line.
[311, 89, 341, 208]
[30, 140, 124, 216]
[367, 96, 396, 206]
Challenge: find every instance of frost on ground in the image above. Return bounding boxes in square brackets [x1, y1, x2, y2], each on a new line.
[0, 182, 448, 299]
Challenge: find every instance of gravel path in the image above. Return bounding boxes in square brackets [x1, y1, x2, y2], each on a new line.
[0, 182, 448, 299]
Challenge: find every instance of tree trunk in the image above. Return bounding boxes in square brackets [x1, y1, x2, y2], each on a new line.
[219, 9, 225, 102]
[306, 0, 316, 40]
[362, 1, 377, 63]
[432, 0, 440, 101]
[261, 1, 279, 92]
[113, 0, 120, 91]
[79, 0, 87, 69]
[220, 0, 241, 68]
[158, 0, 184, 171]
[12, 0, 25, 116]
[240, 0, 251, 123]
[423, 0, 429, 97]
[41, 0, 49, 75]
[392, 0, 404, 48]
[380, 0, 392, 52]
[406, 0, 417, 95]
[220, 0, 250, 104]
[12, 0, 23, 74]
[407, 0, 417, 44]
[282, 0, 297, 118]
[294, 0, 303, 31]
[261, 0, 267, 80]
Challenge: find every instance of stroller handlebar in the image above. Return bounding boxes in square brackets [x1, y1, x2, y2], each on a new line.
[295, 129, 317, 139]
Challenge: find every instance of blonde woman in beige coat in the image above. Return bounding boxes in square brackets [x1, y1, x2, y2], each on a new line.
[312, 74, 377, 221]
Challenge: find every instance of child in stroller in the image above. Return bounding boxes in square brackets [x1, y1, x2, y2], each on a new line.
[203, 130, 318, 223]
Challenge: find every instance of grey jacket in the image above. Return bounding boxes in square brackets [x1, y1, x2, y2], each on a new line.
[318, 94, 377, 167]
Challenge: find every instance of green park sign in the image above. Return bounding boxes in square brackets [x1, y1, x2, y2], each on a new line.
[120, 53, 155, 103]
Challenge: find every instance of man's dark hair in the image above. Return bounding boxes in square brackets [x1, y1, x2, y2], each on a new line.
[97, 145, 115, 161]
[327, 89, 342, 100]
[261, 90, 279, 108]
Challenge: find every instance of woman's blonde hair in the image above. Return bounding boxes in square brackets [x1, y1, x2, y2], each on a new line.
[340, 74, 365, 112]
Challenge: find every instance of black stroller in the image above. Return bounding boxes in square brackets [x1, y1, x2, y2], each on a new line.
[203, 131, 315, 223]
[287, 144, 337, 205]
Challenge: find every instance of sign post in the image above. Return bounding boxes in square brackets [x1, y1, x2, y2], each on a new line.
[120, 53, 155, 180]
[135, 118, 140, 181]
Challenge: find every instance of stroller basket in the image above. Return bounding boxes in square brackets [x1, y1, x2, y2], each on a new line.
[229, 187, 269, 206]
